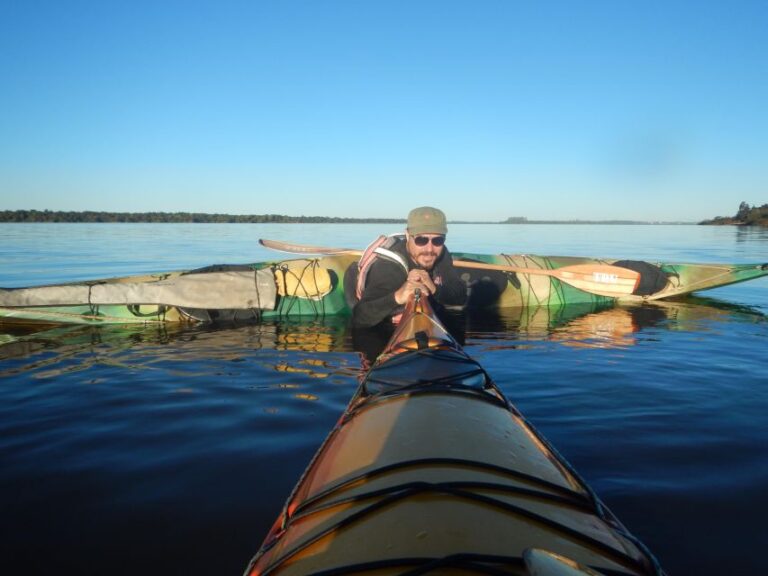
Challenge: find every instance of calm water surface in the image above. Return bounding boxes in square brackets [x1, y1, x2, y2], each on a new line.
[1, 223, 767, 575]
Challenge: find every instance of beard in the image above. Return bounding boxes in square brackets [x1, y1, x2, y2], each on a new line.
[414, 251, 438, 270]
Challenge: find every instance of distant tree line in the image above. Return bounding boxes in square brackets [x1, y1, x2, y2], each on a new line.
[0, 210, 406, 224]
[700, 202, 768, 226]
[503, 216, 654, 224]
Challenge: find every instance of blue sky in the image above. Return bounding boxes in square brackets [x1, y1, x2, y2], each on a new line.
[1, 1, 766, 221]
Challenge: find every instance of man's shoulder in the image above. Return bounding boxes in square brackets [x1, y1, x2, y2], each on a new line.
[389, 236, 408, 255]
[370, 235, 408, 269]
[369, 251, 408, 272]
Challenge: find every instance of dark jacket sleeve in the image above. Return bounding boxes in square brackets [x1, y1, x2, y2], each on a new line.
[432, 249, 468, 306]
[351, 258, 408, 328]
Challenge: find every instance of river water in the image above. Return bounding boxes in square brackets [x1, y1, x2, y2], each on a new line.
[1, 223, 767, 575]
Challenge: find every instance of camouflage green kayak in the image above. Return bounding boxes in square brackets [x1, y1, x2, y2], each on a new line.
[1, 252, 766, 325]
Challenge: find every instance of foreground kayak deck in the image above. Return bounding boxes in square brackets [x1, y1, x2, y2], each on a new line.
[1, 252, 766, 325]
[244, 294, 664, 575]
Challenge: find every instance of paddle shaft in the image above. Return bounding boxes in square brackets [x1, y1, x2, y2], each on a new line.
[258, 239, 640, 297]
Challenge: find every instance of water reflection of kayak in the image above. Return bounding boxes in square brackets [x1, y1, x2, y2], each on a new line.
[465, 296, 766, 350]
[1, 253, 766, 326]
[2, 296, 763, 359]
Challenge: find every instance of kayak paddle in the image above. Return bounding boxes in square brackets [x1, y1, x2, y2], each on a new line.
[258, 238, 641, 298]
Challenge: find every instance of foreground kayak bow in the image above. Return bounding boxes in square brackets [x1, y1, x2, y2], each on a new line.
[244, 293, 665, 575]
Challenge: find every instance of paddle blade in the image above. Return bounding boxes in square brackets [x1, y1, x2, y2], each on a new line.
[453, 260, 640, 298]
[550, 264, 640, 297]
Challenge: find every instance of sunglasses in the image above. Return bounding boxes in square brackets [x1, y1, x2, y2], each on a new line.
[413, 235, 446, 247]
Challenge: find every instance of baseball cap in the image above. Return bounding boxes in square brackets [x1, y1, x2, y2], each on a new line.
[407, 206, 448, 235]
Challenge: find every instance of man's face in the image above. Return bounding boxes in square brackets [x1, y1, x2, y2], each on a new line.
[406, 233, 446, 270]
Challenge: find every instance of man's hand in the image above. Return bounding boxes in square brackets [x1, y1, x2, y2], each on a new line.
[394, 269, 437, 305]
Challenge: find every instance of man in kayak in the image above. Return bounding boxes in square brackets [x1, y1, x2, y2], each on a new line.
[349, 206, 467, 328]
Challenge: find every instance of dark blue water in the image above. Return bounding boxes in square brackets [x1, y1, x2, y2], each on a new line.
[1, 223, 767, 575]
